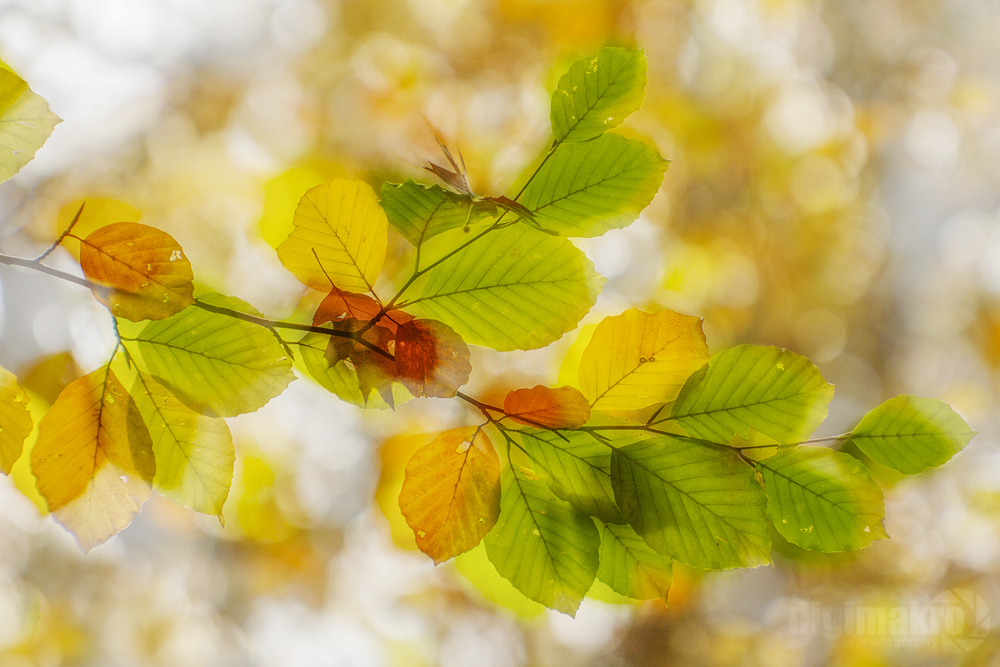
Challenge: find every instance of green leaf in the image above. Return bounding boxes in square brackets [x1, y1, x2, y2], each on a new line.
[849, 395, 975, 474]
[380, 180, 491, 247]
[294, 331, 412, 409]
[408, 224, 605, 351]
[520, 133, 667, 237]
[611, 435, 770, 570]
[484, 465, 600, 616]
[129, 293, 294, 417]
[0, 365, 32, 475]
[662, 345, 834, 445]
[596, 520, 672, 601]
[551, 47, 647, 144]
[132, 371, 234, 520]
[758, 447, 887, 552]
[0, 68, 61, 183]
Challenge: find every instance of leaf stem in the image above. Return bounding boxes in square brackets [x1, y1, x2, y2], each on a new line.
[35, 201, 85, 261]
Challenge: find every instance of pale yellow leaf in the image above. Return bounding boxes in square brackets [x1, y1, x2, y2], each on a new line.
[0, 365, 32, 474]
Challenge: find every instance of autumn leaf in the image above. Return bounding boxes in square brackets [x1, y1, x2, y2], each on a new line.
[0, 365, 32, 474]
[324, 318, 399, 407]
[0, 67, 61, 183]
[503, 385, 591, 429]
[395, 319, 472, 398]
[312, 287, 381, 326]
[79, 222, 195, 321]
[398, 426, 501, 564]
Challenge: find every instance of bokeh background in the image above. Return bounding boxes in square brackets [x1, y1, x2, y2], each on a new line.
[1, 0, 999, 665]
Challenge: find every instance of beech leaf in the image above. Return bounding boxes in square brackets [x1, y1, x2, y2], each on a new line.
[0, 68, 61, 183]
[0, 365, 32, 474]
[503, 385, 591, 429]
[395, 319, 472, 398]
[380, 180, 492, 247]
[312, 287, 381, 326]
[596, 519, 673, 601]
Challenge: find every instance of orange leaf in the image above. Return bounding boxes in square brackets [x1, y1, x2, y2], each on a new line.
[79, 222, 195, 321]
[504, 385, 592, 429]
[31, 366, 155, 551]
[395, 319, 472, 398]
[312, 287, 381, 326]
[398, 426, 501, 564]
[324, 319, 399, 407]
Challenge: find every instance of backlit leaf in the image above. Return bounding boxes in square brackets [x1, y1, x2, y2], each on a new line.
[758, 447, 887, 551]
[520, 133, 667, 237]
[578, 309, 709, 411]
[129, 293, 294, 417]
[484, 465, 600, 616]
[276, 179, 388, 293]
[324, 318, 400, 407]
[79, 222, 195, 321]
[381, 180, 491, 247]
[0, 365, 32, 474]
[551, 47, 647, 144]
[850, 395, 976, 474]
[31, 366, 155, 551]
[295, 331, 413, 409]
[395, 319, 472, 398]
[311, 287, 381, 326]
[409, 224, 604, 351]
[504, 385, 591, 429]
[596, 520, 672, 601]
[398, 426, 501, 564]
[0, 68, 61, 183]
[661, 345, 834, 445]
[611, 435, 771, 570]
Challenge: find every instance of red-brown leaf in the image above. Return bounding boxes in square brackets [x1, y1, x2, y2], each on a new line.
[312, 288, 381, 326]
[504, 385, 592, 429]
[395, 319, 472, 398]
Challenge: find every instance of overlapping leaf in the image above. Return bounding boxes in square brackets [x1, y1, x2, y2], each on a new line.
[395, 319, 472, 398]
[661, 345, 834, 444]
[551, 47, 647, 144]
[79, 222, 195, 321]
[596, 519, 673, 601]
[129, 293, 294, 417]
[578, 309, 709, 411]
[758, 447, 887, 551]
[850, 395, 975, 474]
[295, 331, 413, 409]
[611, 435, 771, 570]
[520, 133, 667, 237]
[381, 180, 492, 247]
[409, 224, 604, 350]
[31, 366, 155, 551]
[311, 287, 381, 326]
[503, 385, 591, 429]
[398, 426, 501, 563]
[484, 466, 600, 616]
[0, 365, 32, 474]
[0, 68, 61, 183]
[276, 179, 387, 293]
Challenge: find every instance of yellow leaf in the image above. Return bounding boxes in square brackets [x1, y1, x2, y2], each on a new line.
[276, 179, 387, 294]
[55, 198, 142, 260]
[0, 365, 32, 474]
[0, 68, 61, 183]
[579, 309, 709, 411]
[398, 426, 501, 564]
[31, 366, 155, 551]
[79, 222, 195, 321]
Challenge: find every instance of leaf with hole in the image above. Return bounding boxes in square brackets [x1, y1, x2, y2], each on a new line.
[395, 318, 472, 398]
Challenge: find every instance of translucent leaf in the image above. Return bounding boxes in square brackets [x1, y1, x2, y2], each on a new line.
[662, 345, 834, 444]
[398, 426, 501, 564]
[79, 222, 195, 321]
[409, 224, 604, 351]
[520, 133, 667, 237]
[0, 365, 32, 474]
[0, 68, 61, 183]
[551, 47, 647, 144]
[323, 318, 399, 407]
[578, 309, 709, 411]
[758, 447, 887, 551]
[395, 319, 472, 398]
[311, 287, 381, 326]
[129, 293, 294, 417]
[850, 395, 976, 474]
[380, 180, 491, 247]
[611, 435, 771, 570]
[31, 366, 155, 551]
[276, 179, 388, 293]
[596, 519, 672, 601]
[484, 465, 600, 616]
[132, 371, 234, 520]
[504, 385, 591, 429]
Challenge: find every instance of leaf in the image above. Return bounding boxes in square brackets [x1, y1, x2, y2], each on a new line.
[311, 287, 381, 326]
[520, 133, 667, 237]
[578, 309, 709, 411]
[398, 426, 501, 564]
[551, 47, 647, 144]
[484, 465, 600, 616]
[381, 180, 492, 247]
[294, 331, 412, 409]
[79, 222, 195, 321]
[503, 385, 591, 429]
[662, 345, 834, 445]
[324, 318, 400, 406]
[596, 520, 672, 601]
[611, 435, 771, 570]
[758, 447, 887, 552]
[276, 179, 388, 293]
[0, 365, 32, 474]
[849, 395, 976, 474]
[31, 366, 155, 551]
[409, 224, 605, 351]
[130, 293, 295, 417]
[0, 68, 61, 183]
[131, 371, 234, 520]
[395, 319, 472, 398]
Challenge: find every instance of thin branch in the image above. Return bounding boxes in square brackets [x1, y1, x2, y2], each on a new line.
[0, 252, 94, 290]
[35, 201, 85, 261]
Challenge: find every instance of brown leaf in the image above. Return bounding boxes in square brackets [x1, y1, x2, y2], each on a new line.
[324, 319, 398, 407]
[395, 319, 472, 398]
[312, 287, 381, 326]
[398, 426, 501, 564]
[504, 385, 592, 429]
